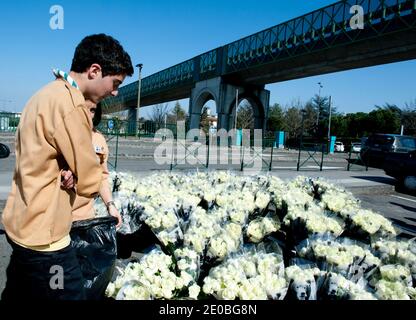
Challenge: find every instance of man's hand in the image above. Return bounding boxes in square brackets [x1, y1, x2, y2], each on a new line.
[61, 170, 75, 189]
[108, 205, 122, 229]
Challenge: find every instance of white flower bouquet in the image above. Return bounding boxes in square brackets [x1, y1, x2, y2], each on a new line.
[371, 238, 416, 287]
[318, 272, 377, 300]
[375, 280, 413, 300]
[202, 247, 286, 300]
[283, 202, 344, 242]
[286, 176, 315, 196]
[344, 209, 397, 242]
[320, 189, 360, 218]
[369, 264, 413, 288]
[285, 260, 322, 300]
[206, 222, 243, 261]
[96, 190, 144, 235]
[106, 247, 197, 300]
[139, 204, 184, 249]
[372, 238, 412, 263]
[297, 235, 380, 281]
[174, 247, 201, 283]
[380, 264, 412, 285]
[245, 213, 281, 243]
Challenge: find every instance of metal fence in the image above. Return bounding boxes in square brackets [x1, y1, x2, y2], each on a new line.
[1, 112, 370, 173]
[0, 112, 20, 133]
[100, 129, 369, 173]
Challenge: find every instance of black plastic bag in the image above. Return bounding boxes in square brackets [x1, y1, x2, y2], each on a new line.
[70, 216, 117, 300]
[116, 223, 160, 259]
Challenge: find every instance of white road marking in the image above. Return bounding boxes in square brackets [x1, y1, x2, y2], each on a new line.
[390, 195, 416, 203]
[272, 166, 344, 170]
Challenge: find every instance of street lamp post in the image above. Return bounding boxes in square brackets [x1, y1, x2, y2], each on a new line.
[136, 63, 143, 138]
[297, 109, 307, 171]
[316, 82, 323, 132]
[327, 95, 332, 141]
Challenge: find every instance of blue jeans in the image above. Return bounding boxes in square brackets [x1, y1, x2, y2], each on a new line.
[2, 235, 86, 300]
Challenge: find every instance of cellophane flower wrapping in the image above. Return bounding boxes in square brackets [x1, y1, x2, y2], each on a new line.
[99, 171, 416, 300]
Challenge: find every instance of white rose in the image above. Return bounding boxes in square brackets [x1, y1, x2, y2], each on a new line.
[180, 271, 193, 287]
[188, 284, 201, 300]
[105, 282, 116, 297]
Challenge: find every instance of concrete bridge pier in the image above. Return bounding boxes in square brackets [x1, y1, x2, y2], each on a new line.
[189, 77, 270, 133]
[127, 106, 137, 136]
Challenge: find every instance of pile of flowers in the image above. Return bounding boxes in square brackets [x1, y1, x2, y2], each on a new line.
[201, 247, 287, 300]
[106, 248, 200, 300]
[95, 171, 415, 300]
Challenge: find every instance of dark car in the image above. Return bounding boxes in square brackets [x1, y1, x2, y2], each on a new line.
[360, 134, 416, 168]
[0, 143, 10, 159]
[383, 150, 416, 181]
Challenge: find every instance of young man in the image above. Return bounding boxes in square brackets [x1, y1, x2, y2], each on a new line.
[1, 34, 133, 300]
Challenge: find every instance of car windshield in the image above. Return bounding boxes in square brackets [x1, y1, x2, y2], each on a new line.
[369, 135, 395, 145]
[399, 137, 416, 149]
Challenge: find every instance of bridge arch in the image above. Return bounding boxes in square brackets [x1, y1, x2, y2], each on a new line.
[189, 87, 219, 131]
[191, 88, 218, 115]
[227, 91, 265, 131]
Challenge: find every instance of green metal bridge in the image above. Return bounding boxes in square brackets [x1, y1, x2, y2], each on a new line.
[102, 0, 416, 129]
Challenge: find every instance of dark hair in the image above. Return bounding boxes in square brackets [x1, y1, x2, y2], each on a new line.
[93, 103, 103, 128]
[71, 34, 134, 77]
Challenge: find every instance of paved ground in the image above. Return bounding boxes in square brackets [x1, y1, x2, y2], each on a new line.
[0, 200, 11, 298]
[0, 134, 415, 296]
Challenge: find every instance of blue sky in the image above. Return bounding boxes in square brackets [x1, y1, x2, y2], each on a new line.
[0, 0, 415, 117]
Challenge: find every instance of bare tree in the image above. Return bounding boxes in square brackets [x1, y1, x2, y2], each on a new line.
[283, 107, 301, 139]
[236, 100, 254, 130]
[170, 101, 187, 122]
[151, 103, 170, 128]
[282, 99, 303, 139]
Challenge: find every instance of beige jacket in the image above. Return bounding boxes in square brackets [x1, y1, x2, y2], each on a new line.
[2, 78, 102, 246]
[72, 130, 110, 221]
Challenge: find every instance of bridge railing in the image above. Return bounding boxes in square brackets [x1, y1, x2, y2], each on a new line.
[102, 0, 415, 111]
[102, 58, 196, 110]
[224, 0, 415, 73]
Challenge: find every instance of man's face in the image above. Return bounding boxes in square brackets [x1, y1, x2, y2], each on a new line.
[86, 64, 126, 103]
[91, 74, 125, 104]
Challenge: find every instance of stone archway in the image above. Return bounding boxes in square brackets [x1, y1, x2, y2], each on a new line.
[189, 77, 270, 132]
[227, 92, 265, 131]
[189, 88, 218, 130]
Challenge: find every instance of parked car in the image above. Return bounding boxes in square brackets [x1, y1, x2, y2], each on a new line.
[383, 150, 416, 190]
[351, 142, 361, 153]
[0, 143, 10, 159]
[334, 142, 344, 152]
[360, 134, 416, 168]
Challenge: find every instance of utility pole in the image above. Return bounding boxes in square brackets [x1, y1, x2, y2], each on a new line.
[316, 82, 323, 132]
[297, 109, 307, 171]
[136, 63, 143, 138]
[327, 95, 332, 141]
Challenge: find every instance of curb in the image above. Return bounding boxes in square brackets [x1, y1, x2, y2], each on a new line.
[346, 184, 395, 195]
